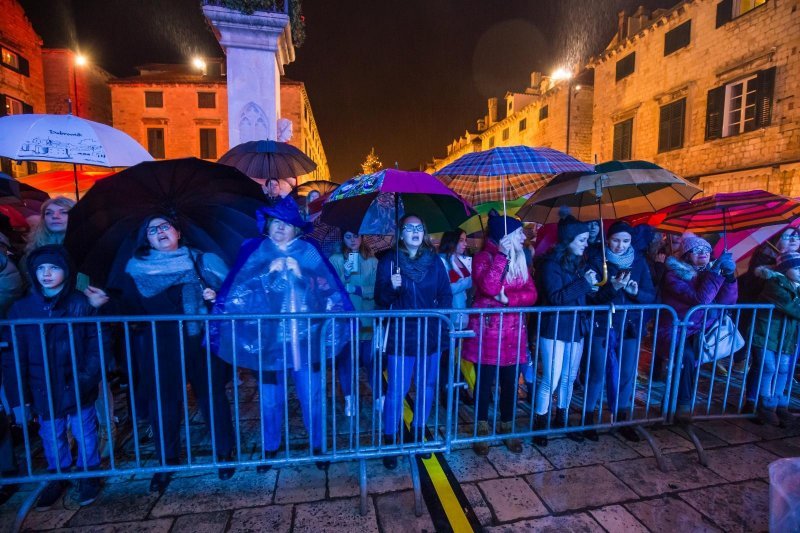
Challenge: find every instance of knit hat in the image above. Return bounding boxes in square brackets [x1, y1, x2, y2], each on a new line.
[27, 243, 71, 281]
[776, 252, 800, 273]
[557, 206, 590, 244]
[488, 210, 523, 242]
[607, 220, 634, 239]
[680, 232, 712, 257]
[256, 195, 310, 234]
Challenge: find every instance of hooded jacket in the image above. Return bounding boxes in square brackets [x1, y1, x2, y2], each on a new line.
[752, 271, 800, 354]
[1, 246, 100, 420]
[658, 255, 738, 339]
[461, 240, 537, 366]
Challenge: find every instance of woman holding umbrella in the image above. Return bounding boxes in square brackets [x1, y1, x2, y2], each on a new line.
[584, 220, 656, 442]
[110, 214, 235, 493]
[375, 214, 451, 470]
[211, 196, 351, 471]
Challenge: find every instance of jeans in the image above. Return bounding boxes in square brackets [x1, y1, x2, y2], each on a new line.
[535, 338, 583, 415]
[585, 334, 639, 412]
[756, 349, 792, 409]
[335, 339, 376, 397]
[383, 352, 440, 439]
[38, 406, 99, 471]
[258, 367, 322, 452]
[677, 336, 699, 407]
[475, 364, 517, 423]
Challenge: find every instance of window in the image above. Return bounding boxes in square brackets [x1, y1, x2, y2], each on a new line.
[658, 99, 686, 152]
[0, 47, 29, 76]
[664, 21, 691, 56]
[706, 67, 775, 139]
[144, 91, 163, 108]
[502, 128, 509, 141]
[539, 105, 549, 121]
[199, 128, 217, 159]
[613, 118, 633, 160]
[616, 53, 636, 81]
[716, 0, 767, 26]
[3, 95, 23, 115]
[488, 136, 495, 148]
[198, 92, 216, 108]
[519, 118, 527, 132]
[147, 128, 165, 159]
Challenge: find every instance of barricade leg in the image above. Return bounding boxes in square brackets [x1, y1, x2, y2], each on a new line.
[13, 482, 45, 533]
[359, 459, 368, 516]
[408, 454, 423, 517]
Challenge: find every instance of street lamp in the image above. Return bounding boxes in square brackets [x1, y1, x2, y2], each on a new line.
[72, 52, 88, 116]
[551, 68, 576, 156]
[192, 56, 207, 74]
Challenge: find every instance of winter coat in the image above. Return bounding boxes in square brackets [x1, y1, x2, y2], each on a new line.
[330, 252, 378, 340]
[2, 247, 100, 420]
[536, 252, 596, 342]
[658, 256, 739, 339]
[752, 272, 800, 354]
[461, 241, 537, 366]
[439, 253, 472, 330]
[374, 248, 452, 356]
[586, 247, 656, 336]
[0, 254, 24, 317]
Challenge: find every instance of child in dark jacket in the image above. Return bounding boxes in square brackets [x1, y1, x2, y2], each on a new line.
[2, 245, 102, 508]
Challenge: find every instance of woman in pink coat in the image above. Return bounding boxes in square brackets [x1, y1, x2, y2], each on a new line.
[462, 213, 537, 455]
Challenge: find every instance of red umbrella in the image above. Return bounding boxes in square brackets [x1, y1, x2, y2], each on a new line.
[17, 170, 115, 200]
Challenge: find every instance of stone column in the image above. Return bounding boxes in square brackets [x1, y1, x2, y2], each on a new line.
[202, 5, 295, 146]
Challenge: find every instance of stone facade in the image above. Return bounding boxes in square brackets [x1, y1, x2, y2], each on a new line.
[0, 0, 45, 177]
[590, 0, 800, 194]
[423, 71, 594, 174]
[109, 64, 330, 184]
[41, 49, 114, 124]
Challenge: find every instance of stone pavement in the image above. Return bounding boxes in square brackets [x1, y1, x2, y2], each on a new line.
[1, 415, 795, 532]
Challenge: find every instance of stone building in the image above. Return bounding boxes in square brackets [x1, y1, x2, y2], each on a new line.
[590, 0, 799, 194]
[423, 70, 594, 174]
[109, 61, 330, 184]
[0, 0, 45, 177]
[42, 48, 114, 124]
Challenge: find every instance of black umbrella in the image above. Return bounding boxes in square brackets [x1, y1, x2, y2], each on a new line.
[0, 173, 21, 200]
[64, 157, 265, 287]
[218, 140, 317, 188]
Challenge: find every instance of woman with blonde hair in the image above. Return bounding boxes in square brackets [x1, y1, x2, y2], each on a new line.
[25, 197, 75, 253]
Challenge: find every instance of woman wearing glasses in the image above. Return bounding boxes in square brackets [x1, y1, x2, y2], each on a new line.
[375, 214, 451, 470]
[113, 214, 234, 493]
[658, 232, 738, 422]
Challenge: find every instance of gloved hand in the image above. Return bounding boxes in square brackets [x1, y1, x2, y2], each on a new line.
[716, 252, 736, 275]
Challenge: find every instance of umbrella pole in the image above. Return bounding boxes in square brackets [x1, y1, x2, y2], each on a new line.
[73, 163, 80, 201]
[502, 175, 508, 235]
[395, 193, 400, 269]
[595, 176, 608, 287]
[722, 207, 728, 251]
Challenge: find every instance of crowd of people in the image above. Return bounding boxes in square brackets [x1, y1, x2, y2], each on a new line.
[0, 181, 798, 511]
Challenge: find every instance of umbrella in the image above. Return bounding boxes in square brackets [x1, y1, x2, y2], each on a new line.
[64, 157, 266, 287]
[294, 180, 339, 198]
[0, 173, 21, 200]
[459, 198, 528, 236]
[17, 170, 115, 200]
[520, 160, 701, 285]
[306, 217, 394, 257]
[654, 191, 800, 242]
[0, 113, 153, 200]
[433, 145, 593, 206]
[0, 177, 50, 221]
[322, 169, 475, 234]
[218, 140, 317, 188]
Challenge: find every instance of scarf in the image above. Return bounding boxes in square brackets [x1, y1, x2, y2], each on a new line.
[126, 247, 205, 334]
[606, 245, 635, 270]
[399, 248, 435, 283]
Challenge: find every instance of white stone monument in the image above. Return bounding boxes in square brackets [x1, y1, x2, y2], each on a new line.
[202, 3, 295, 146]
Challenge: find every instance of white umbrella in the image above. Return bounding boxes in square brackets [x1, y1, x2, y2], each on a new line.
[0, 114, 153, 198]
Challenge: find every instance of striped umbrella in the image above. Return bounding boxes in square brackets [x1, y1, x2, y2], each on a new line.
[433, 146, 592, 206]
[655, 190, 800, 236]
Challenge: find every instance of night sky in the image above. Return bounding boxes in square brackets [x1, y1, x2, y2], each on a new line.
[20, 0, 679, 180]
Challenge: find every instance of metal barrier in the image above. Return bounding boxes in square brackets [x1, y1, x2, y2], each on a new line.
[447, 304, 680, 472]
[1, 301, 797, 529]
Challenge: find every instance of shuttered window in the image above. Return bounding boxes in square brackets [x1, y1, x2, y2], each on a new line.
[147, 128, 165, 159]
[658, 99, 686, 152]
[539, 105, 549, 121]
[616, 53, 635, 82]
[705, 66, 775, 140]
[145, 91, 163, 108]
[664, 21, 691, 56]
[613, 119, 633, 160]
[199, 128, 217, 159]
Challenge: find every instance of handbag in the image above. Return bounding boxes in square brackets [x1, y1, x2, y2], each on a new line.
[700, 314, 745, 364]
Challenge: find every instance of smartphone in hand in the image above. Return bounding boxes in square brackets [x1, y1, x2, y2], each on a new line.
[76, 272, 90, 292]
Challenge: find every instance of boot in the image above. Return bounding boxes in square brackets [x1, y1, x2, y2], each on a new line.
[777, 406, 793, 427]
[757, 404, 780, 426]
[472, 420, 490, 456]
[382, 435, 398, 470]
[532, 414, 548, 447]
[558, 408, 583, 442]
[582, 412, 599, 442]
[499, 421, 522, 454]
[616, 411, 641, 443]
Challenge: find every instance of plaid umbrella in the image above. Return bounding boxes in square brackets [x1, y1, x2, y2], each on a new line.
[653, 190, 800, 247]
[433, 146, 592, 205]
[518, 160, 701, 224]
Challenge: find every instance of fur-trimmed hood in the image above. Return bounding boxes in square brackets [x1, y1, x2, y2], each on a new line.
[664, 255, 701, 281]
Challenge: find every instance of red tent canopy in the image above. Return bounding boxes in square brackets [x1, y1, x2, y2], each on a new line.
[18, 170, 115, 200]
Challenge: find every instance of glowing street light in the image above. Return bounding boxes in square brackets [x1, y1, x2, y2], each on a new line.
[551, 67, 573, 81]
[192, 56, 207, 72]
[74, 53, 88, 67]
[72, 52, 88, 116]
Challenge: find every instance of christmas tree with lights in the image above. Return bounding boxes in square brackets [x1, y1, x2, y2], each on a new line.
[361, 147, 383, 174]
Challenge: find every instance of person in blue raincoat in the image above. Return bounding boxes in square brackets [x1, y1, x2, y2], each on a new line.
[210, 196, 351, 470]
